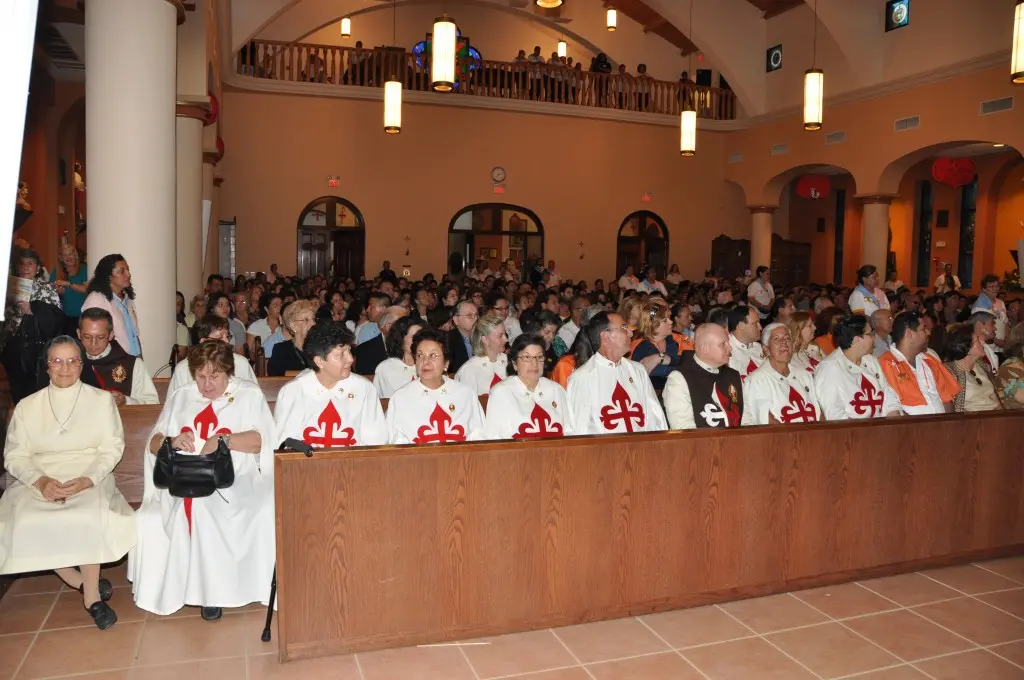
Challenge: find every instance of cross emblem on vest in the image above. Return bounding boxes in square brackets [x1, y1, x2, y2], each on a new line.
[599, 382, 645, 432]
[699, 385, 740, 427]
[414, 403, 467, 444]
[779, 386, 818, 423]
[513, 403, 564, 439]
[850, 375, 884, 417]
[303, 400, 357, 448]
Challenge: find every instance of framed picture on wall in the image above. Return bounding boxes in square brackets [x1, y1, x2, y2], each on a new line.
[509, 234, 524, 247]
[488, 248, 498, 258]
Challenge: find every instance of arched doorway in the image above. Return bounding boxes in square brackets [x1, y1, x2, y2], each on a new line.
[296, 196, 365, 280]
[617, 211, 668, 278]
[448, 203, 543, 279]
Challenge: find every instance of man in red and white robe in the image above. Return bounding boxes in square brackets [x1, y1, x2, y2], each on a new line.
[813, 313, 903, 420]
[274, 369, 388, 449]
[566, 312, 666, 434]
[727, 305, 765, 380]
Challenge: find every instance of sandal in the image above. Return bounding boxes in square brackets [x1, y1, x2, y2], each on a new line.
[76, 577, 113, 602]
[87, 601, 117, 630]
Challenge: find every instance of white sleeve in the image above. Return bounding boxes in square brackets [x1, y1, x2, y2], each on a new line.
[741, 379, 765, 426]
[271, 383, 300, 448]
[663, 372, 696, 430]
[384, 396, 410, 445]
[360, 389, 389, 446]
[881, 381, 903, 416]
[566, 373, 594, 434]
[372, 370, 386, 398]
[482, 388, 510, 440]
[466, 395, 487, 441]
[127, 359, 160, 405]
[814, 367, 848, 421]
[637, 366, 667, 431]
[80, 393, 125, 486]
[169, 361, 189, 393]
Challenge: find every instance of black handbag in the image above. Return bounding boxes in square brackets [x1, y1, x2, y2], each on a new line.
[153, 435, 235, 498]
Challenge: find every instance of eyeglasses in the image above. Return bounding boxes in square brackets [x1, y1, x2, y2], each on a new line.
[492, 305, 509, 312]
[415, 352, 443, 362]
[607, 324, 632, 334]
[517, 354, 546, 364]
[294, 317, 315, 323]
[48, 357, 82, 368]
[458, 313, 479, 320]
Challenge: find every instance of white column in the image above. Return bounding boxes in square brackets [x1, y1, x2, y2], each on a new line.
[86, 0, 178, 374]
[860, 196, 891, 275]
[749, 207, 775, 273]
[202, 160, 215, 281]
[176, 111, 203, 302]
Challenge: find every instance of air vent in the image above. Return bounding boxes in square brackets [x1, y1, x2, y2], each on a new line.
[36, 24, 84, 71]
[894, 115, 920, 132]
[980, 97, 1013, 116]
[728, 152, 744, 164]
[825, 131, 846, 145]
[770, 144, 789, 156]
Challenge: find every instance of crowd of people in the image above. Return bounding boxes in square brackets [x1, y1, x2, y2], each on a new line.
[1, 247, 1022, 629]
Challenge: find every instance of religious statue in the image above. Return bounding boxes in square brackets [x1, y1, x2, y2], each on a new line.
[16, 181, 31, 211]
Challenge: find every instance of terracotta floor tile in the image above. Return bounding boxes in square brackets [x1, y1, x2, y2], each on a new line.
[793, 583, 900, 620]
[16, 620, 143, 679]
[913, 597, 1024, 646]
[247, 654, 361, 680]
[506, 669, 591, 680]
[587, 652, 705, 680]
[977, 556, 1024, 583]
[991, 641, 1024, 667]
[844, 667, 930, 679]
[552, 618, 668, 664]
[718, 594, 828, 634]
[102, 561, 131, 588]
[128, 657, 247, 680]
[979, 588, 1024, 620]
[921, 564, 1022, 595]
[44, 588, 147, 630]
[45, 672, 131, 680]
[842, 610, 974, 661]
[459, 629, 576, 678]
[6, 573, 65, 596]
[0, 633, 34, 680]
[136, 612, 248, 666]
[767, 622, 901, 678]
[680, 637, 817, 679]
[639, 606, 753, 649]
[244, 610, 278, 657]
[859, 572, 961, 607]
[915, 649, 1024, 679]
[0, 593, 56, 635]
[357, 644, 476, 680]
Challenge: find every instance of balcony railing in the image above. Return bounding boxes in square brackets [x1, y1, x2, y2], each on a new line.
[236, 40, 737, 121]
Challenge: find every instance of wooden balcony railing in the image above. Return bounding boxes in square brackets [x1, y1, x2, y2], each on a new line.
[236, 40, 737, 121]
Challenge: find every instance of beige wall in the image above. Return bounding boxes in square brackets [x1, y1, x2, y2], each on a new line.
[219, 91, 750, 282]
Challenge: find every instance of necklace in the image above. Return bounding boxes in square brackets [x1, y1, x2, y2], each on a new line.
[47, 383, 83, 435]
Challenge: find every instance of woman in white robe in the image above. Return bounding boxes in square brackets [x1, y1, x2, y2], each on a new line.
[455, 312, 508, 395]
[386, 328, 485, 444]
[373, 317, 422, 399]
[275, 322, 388, 448]
[0, 336, 135, 629]
[485, 334, 572, 440]
[130, 341, 276, 620]
[786, 311, 824, 376]
[742, 324, 822, 425]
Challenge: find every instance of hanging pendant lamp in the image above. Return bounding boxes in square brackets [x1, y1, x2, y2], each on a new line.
[557, 38, 567, 58]
[607, 8, 617, 31]
[340, 17, 351, 38]
[384, 0, 402, 133]
[1012, 0, 1024, 83]
[803, 0, 824, 130]
[432, 14, 457, 91]
[680, 0, 696, 156]
[536, 0, 563, 7]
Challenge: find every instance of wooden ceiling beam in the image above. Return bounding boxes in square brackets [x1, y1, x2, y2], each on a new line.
[642, 16, 669, 33]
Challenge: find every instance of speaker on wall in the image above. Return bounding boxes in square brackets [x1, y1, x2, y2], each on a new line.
[936, 210, 949, 228]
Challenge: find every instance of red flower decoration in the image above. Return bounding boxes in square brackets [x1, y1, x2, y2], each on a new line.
[204, 94, 219, 126]
[796, 175, 831, 200]
[931, 157, 976, 188]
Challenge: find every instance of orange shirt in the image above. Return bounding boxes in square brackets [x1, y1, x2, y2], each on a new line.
[812, 335, 836, 355]
[551, 354, 577, 389]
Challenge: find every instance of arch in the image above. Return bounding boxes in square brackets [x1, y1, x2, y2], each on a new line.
[447, 203, 543, 278]
[761, 163, 858, 207]
[616, 211, 669, 278]
[876, 140, 1012, 196]
[296, 195, 366, 279]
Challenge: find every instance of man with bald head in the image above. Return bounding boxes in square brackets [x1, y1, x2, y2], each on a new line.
[663, 323, 744, 429]
[354, 306, 409, 375]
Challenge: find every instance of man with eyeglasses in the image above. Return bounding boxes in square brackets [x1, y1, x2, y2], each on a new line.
[168, 315, 257, 392]
[566, 311, 666, 435]
[814, 313, 903, 420]
[447, 301, 479, 374]
[878, 311, 959, 416]
[78, 308, 158, 405]
[485, 291, 520, 342]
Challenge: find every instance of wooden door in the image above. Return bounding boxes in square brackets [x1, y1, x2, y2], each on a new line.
[710, 234, 750, 280]
[333, 230, 365, 281]
[298, 229, 330, 278]
[616, 238, 642, 279]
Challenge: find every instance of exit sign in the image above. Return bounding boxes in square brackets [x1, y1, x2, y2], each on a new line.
[327, 175, 340, 188]
[493, 184, 505, 194]
[641, 192, 652, 203]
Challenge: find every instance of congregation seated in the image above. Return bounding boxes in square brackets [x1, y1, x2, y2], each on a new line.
[630, 300, 683, 391]
[0, 336, 136, 629]
[878, 311, 960, 415]
[445, 300, 478, 375]
[741, 323, 822, 425]
[168, 314, 256, 392]
[813, 314, 903, 420]
[455, 312, 509, 395]
[268, 300, 316, 376]
[940, 323, 1002, 412]
[353, 305, 408, 376]
[372, 316, 422, 398]
[484, 334, 571, 439]
[663, 324, 743, 429]
[79, 308, 159, 405]
[130, 341, 276, 620]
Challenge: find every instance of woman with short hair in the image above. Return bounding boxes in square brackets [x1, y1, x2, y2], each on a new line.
[485, 334, 572, 440]
[373, 316, 423, 398]
[268, 300, 318, 376]
[455, 312, 508, 395]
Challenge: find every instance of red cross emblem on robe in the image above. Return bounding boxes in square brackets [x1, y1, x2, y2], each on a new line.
[778, 386, 818, 423]
[599, 382, 645, 432]
[414, 403, 467, 444]
[490, 372, 503, 389]
[302, 401, 356, 448]
[512, 403, 564, 440]
[743, 359, 758, 380]
[179, 403, 232, 534]
[850, 375, 884, 417]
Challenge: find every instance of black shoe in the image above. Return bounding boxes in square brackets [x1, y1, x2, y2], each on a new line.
[76, 577, 113, 602]
[87, 601, 117, 630]
[200, 606, 223, 621]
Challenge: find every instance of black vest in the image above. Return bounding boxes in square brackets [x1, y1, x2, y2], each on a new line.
[82, 341, 136, 397]
[673, 351, 743, 428]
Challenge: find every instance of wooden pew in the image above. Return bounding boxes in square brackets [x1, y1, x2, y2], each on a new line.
[272, 411, 1024, 662]
[153, 376, 290, 403]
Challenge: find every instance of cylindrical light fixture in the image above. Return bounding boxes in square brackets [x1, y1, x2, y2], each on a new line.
[557, 39, 567, 58]
[680, 110, 696, 157]
[340, 17, 351, 38]
[432, 15, 457, 91]
[803, 68, 824, 130]
[384, 79, 402, 134]
[535, 0, 563, 7]
[607, 8, 617, 31]
[1013, 0, 1024, 83]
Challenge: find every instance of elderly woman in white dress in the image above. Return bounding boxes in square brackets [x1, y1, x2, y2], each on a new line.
[0, 336, 136, 629]
[130, 341, 276, 621]
[455, 312, 508, 395]
[373, 316, 423, 398]
[485, 334, 572, 440]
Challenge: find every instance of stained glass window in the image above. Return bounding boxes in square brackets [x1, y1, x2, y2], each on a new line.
[412, 27, 483, 91]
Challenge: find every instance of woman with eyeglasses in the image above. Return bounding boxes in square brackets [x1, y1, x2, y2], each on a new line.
[267, 300, 318, 376]
[484, 334, 571, 440]
[385, 328, 484, 444]
[629, 302, 683, 390]
[0, 336, 136, 629]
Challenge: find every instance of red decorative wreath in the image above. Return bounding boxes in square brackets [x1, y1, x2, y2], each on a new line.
[204, 94, 219, 126]
[215, 136, 225, 162]
[931, 157, 976, 188]
[796, 175, 831, 200]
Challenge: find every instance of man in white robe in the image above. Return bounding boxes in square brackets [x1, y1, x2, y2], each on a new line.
[814, 314, 903, 420]
[566, 312, 667, 434]
[742, 324, 821, 425]
[727, 305, 765, 379]
[78, 308, 158, 405]
[169, 314, 257, 393]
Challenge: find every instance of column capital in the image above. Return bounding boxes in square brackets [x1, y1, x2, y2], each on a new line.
[747, 205, 777, 214]
[857, 194, 895, 205]
[202, 152, 220, 166]
[79, 0, 186, 25]
[176, 99, 209, 122]
[213, 176, 224, 188]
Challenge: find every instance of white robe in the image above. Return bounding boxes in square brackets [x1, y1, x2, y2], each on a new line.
[168, 352, 258, 394]
[566, 354, 667, 435]
[741, 362, 822, 426]
[0, 383, 136, 574]
[386, 377, 485, 444]
[455, 354, 509, 396]
[789, 345, 825, 376]
[484, 376, 572, 440]
[274, 370, 387, 449]
[129, 378, 276, 615]
[813, 350, 902, 421]
[729, 335, 766, 380]
[372, 357, 417, 399]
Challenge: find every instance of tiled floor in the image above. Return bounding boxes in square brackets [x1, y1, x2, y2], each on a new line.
[2, 557, 1024, 679]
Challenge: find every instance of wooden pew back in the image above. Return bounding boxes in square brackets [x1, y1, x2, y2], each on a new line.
[153, 376, 290, 403]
